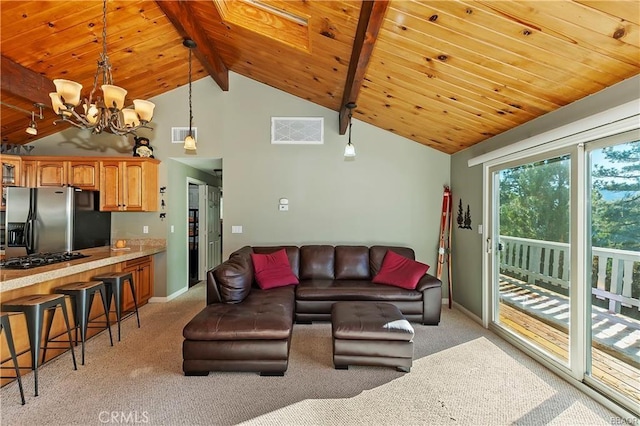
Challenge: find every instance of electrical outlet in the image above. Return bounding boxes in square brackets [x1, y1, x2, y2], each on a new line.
[143, 225, 149, 234]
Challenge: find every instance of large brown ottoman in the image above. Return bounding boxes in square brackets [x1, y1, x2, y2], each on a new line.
[331, 301, 414, 372]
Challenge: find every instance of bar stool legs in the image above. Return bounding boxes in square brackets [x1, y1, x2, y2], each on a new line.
[50, 281, 114, 365]
[93, 272, 140, 342]
[0, 313, 25, 405]
[1, 294, 77, 397]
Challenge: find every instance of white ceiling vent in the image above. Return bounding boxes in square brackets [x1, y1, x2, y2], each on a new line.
[172, 127, 198, 144]
[271, 117, 323, 144]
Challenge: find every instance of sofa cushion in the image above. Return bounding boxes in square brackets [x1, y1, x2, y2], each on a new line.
[212, 248, 253, 303]
[252, 246, 300, 278]
[335, 246, 370, 280]
[300, 245, 335, 280]
[250, 248, 299, 290]
[372, 249, 430, 290]
[370, 246, 415, 277]
[183, 286, 295, 341]
[296, 279, 422, 301]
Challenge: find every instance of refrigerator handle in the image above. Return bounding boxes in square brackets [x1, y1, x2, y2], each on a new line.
[25, 220, 34, 253]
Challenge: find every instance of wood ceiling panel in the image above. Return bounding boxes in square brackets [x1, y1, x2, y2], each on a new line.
[576, 1, 640, 26]
[376, 12, 572, 109]
[369, 29, 564, 114]
[386, 3, 603, 97]
[478, 1, 640, 65]
[363, 71, 526, 132]
[447, 1, 638, 80]
[365, 49, 539, 126]
[1, 0, 638, 152]
[360, 82, 506, 141]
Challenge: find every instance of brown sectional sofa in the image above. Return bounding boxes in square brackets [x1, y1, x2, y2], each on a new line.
[182, 245, 442, 376]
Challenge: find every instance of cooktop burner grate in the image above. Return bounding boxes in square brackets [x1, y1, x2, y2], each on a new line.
[0, 252, 89, 270]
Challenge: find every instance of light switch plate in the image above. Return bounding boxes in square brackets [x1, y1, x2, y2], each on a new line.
[231, 225, 243, 234]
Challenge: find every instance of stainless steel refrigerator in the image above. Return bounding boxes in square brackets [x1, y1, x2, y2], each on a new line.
[4, 187, 111, 259]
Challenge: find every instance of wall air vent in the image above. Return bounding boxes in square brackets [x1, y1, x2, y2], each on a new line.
[172, 127, 197, 144]
[271, 117, 324, 144]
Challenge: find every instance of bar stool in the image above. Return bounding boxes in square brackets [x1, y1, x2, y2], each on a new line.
[49, 281, 114, 365]
[0, 313, 26, 405]
[1, 294, 77, 397]
[92, 272, 140, 341]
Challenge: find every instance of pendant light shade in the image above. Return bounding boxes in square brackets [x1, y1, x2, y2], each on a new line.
[183, 39, 197, 151]
[184, 134, 197, 150]
[344, 102, 357, 158]
[344, 143, 355, 157]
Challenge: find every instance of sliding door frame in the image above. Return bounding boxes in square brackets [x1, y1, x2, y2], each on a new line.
[479, 120, 639, 418]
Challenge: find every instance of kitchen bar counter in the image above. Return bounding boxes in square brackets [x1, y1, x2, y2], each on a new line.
[0, 243, 166, 292]
[0, 241, 165, 386]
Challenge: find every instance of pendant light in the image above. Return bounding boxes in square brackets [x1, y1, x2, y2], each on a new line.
[344, 102, 357, 158]
[26, 111, 38, 135]
[183, 39, 197, 151]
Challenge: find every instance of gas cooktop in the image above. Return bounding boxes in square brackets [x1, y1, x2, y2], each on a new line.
[0, 252, 90, 270]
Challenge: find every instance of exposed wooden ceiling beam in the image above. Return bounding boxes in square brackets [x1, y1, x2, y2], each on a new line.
[156, 0, 229, 91]
[338, 0, 389, 134]
[1, 55, 55, 107]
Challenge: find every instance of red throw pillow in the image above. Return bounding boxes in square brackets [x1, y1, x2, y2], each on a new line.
[250, 249, 299, 290]
[372, 250, 430, 290]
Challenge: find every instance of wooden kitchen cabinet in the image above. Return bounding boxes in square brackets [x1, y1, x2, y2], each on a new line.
[99, 158, 158, 211]
[21, 160, 36, 187]
[0, 154, 22, 210]
[121, 256, 153, 312]
[68, 160, 99, 190]
[36, 159, 68, 187]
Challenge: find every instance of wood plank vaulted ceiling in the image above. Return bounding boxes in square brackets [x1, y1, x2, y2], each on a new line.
[1, 1, 639, 155]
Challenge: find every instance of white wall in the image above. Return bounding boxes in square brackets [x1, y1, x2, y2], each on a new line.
[25, 72, 451, 297]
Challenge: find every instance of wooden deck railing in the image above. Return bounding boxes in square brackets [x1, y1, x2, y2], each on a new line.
[499, 236, 640, 314]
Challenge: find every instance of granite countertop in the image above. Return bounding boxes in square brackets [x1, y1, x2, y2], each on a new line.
[0, 242, 166, 292]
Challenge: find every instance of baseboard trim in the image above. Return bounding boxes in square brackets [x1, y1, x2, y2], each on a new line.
[452, 301, 483, 326]
[149, 286, 188, 303]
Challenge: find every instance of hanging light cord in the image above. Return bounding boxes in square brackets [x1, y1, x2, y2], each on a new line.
[348, 108, 353, 145]
[188, 47, 193, 137]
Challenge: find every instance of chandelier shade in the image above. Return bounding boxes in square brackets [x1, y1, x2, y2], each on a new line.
[49, 0, 155, 136]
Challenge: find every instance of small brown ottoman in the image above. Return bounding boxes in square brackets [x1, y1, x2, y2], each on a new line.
[331, 301, 414, 372]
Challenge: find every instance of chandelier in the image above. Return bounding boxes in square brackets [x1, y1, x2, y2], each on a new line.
[49, 0, 155, 136]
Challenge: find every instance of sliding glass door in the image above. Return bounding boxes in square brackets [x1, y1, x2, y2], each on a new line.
[487, 130, 639, 415]
[585, 136, 640, 408]
[490, 151, 573, 367]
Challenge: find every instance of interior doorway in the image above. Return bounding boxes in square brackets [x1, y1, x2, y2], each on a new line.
[186, 176, 223, 288]
[188, 182, 200, 287]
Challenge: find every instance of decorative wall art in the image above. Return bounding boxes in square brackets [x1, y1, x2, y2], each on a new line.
[457, 199, 472, 230]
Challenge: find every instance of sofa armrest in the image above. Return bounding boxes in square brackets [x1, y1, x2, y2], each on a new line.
[206, 268, 223, 305]
[415, 274, 441, 292]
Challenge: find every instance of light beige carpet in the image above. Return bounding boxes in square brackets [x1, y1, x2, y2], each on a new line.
[0, 282, 617, 425]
